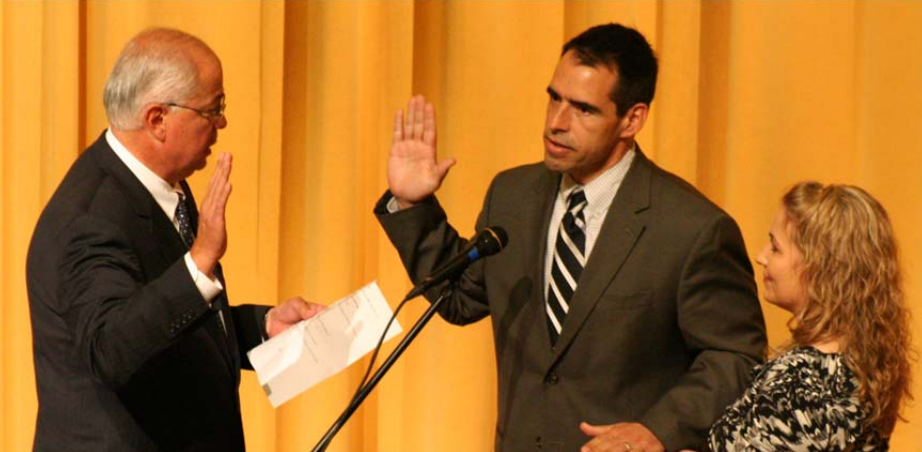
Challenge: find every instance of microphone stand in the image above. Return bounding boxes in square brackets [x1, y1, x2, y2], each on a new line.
[311, 287, 451, 452]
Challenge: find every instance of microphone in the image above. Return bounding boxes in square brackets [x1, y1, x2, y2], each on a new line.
[405, 226, 508, 300]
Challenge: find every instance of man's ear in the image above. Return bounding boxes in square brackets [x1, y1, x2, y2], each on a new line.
[143, 103, 168, 142]
[618, 103, 649, 138]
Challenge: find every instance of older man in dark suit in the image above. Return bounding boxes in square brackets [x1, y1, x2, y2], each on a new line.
[376, 24, 767, 452]
[26, 28, 322, 452]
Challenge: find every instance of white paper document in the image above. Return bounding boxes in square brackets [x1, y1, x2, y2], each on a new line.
[247, 281, 402, 408]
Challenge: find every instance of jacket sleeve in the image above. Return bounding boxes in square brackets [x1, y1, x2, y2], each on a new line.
[232, 303, 272, 370]
[59, 214, 213, 389]
[374, 190, 492, 325]
[641, 214, 767, 451]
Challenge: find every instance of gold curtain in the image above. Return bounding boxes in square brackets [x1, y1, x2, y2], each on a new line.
[2, 1, 921, 451]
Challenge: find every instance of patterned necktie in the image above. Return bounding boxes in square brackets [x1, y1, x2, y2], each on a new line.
[175, 193, 196, 248]
[547, 189, 587, 346]
[175, 192, 227, 335]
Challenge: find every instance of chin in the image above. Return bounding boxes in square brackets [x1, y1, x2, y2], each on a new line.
[766, 297, 797, 314]
[195, 156, 209, 170]
[544, 154, 570, 173]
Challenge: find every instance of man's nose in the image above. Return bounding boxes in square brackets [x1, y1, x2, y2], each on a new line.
[547, 104, 570, 132]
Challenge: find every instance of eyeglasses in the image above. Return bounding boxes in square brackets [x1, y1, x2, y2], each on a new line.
[164, 96, 226, 122]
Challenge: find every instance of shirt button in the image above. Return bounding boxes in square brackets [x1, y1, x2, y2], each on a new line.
[545, 372, 559, 385]
[535, 436, 543, 448]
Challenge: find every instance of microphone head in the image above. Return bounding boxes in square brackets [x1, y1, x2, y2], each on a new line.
[475, 226, 508, 257]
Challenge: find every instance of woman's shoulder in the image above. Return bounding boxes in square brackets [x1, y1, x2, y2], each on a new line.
[763, 346, 855, 386]
[752, 347, 860, 413]
[709, 347, 888, 452]
[765, 347, 866, 418]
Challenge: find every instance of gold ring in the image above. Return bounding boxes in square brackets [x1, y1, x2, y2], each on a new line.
[624, 443, 633, 452]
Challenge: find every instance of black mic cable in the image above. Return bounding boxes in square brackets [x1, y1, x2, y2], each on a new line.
[353, 226, 507, 400]
[312, 226, 508, 452]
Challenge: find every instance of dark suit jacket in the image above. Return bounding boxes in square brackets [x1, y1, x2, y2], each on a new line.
[376, 150, 767, 452]
[26, 132, 270, 452]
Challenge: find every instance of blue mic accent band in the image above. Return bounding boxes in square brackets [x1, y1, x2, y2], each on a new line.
[467, 248, 482, 262]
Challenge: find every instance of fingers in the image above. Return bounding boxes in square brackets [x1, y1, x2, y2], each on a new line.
[581, 423, 665, 452]
[198, 154, 232, 230]
[411, 97, 425, 139]
[436, 157, 456, 179]
[266, 298, 326, 337]
[290, 298, 324, 320]
[405, 96, 417, 139]
[203, 153, 232, 208]
[393, 110, 404, 145]
[580, 422, 609, 437]
[278, 297, 325, 321]
[210, 153, 233, 213]
[189, 153, 232, 276]
[304, 302, 325, 317]
[400, 95, 432, 142]
[580, 423, 618, 452]
[423, 102, 437, 147]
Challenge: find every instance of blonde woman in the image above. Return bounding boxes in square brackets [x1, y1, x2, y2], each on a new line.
[706, 182, 913, 451]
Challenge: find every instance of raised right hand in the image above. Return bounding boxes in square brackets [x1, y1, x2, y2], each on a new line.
[190, 152, 232, 277]
[387, 95, 456, 209]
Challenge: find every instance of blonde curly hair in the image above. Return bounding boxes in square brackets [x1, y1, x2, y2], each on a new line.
[782, 181, 913, 435]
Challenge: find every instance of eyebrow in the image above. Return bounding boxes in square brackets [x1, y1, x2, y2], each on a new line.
[546, 86, 602, 115]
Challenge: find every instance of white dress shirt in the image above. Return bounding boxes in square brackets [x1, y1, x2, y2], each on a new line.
[543, 149, 635, 300]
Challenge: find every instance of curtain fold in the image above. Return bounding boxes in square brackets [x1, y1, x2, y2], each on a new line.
[2, 1, 920, 451]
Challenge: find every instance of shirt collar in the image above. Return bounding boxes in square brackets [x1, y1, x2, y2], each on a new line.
[558, 147, 636, 218]
[106, 128, 183, 222]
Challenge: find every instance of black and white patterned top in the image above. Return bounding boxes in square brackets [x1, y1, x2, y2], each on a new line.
[708, 346, 886, 452]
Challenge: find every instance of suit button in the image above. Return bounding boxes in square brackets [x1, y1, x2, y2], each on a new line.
[535, 436, 542, 448]
[545, 372, 559, 385]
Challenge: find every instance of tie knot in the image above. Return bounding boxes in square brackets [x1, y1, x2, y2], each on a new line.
[567, 189, 587, 213]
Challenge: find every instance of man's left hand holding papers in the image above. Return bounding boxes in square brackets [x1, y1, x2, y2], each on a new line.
[248, 281, 403, 407]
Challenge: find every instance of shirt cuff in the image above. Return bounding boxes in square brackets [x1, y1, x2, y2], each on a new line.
[385, 196, 401, 213]
[184, 252, 224, 304]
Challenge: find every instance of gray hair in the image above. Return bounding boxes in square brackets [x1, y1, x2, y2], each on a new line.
[103, 28, 214, 130]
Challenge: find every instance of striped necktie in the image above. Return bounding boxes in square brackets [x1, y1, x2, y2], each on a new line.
[546, 189, 587, 346]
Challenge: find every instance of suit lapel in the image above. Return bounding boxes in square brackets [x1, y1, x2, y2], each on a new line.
[91, 136, 188, 270]
[522, 169, 562, 365]
[550, 151, 653, 362]
[531, 169, 561, 300]
[90, 135, 154, 220]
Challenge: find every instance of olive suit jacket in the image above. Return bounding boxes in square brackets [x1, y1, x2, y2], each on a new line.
[26, 132, 269, 452]
[376, 150, 767, 451]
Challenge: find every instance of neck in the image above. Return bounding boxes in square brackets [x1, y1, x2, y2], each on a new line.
[809, 338, 841, 354]
[570, 140, 634, 185]
[111, 128, 178, 185]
